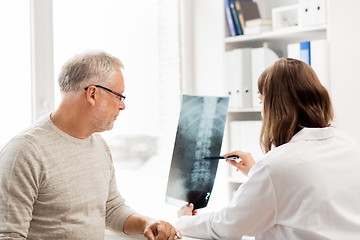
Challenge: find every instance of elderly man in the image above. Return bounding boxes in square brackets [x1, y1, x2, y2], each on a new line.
[0, 51, 180, 240]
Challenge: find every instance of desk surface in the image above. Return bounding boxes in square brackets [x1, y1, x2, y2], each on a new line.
[105, 231, 254, 240]
[181, 236, 255, 240]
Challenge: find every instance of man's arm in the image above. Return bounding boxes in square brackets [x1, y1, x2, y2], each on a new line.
[104, 165, 181, 240]
[0, 138, 41, 239]
[103, 151, 180, 240]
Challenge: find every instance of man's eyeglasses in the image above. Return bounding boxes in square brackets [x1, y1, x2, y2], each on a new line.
[84, 85, 126, 102]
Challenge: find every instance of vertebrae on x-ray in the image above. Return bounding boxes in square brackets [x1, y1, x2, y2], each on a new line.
[191, 97, 217, 189]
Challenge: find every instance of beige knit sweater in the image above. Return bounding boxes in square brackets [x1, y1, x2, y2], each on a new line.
[0, 115, 135, 239]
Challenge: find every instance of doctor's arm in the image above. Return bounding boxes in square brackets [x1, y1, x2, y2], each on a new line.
[176, 161, 277, 239]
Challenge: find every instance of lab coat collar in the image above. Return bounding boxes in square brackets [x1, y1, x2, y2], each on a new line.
[289, 127, 335, 143]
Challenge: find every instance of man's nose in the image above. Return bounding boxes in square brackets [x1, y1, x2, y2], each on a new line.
[119, 101, 125, 110]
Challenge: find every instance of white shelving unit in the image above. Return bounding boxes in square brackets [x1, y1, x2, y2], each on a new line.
[225, 24, 327, 60]
[226, 109, 262, 200]
[225, 24, 327, 50]
[226, 24, 326, 42]
[224, 0, 329, 201]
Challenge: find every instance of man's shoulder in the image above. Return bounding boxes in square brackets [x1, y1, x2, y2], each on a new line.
[21, 116, 53, 139]
[0, 122, 52, 172]
[3, 115, 53, 151]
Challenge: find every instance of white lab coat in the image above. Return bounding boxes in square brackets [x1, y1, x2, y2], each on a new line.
[175, 127, 360, 240]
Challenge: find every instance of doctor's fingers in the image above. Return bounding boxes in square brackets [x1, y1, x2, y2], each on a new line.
[227, 159, 253, 176]
[226, 159, 242, 168]
[224, 150, 255, 164]
[223, 150, 249, 159]
[239, 165, 252, 176]
[177, 203, 194, 217]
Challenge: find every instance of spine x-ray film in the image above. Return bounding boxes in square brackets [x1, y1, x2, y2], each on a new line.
[165, 94, 229, 209]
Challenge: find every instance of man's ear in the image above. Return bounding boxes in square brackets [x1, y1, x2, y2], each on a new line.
[85, 86, 97, 106]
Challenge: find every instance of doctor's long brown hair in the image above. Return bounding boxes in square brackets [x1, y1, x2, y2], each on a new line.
[258, 58, 334, 153]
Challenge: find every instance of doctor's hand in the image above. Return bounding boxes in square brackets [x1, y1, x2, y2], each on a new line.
[177, 203, 198, 218]
[223, 150, 256, 176]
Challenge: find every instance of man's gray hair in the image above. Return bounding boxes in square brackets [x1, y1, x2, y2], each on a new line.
[58, 50, 124, 93]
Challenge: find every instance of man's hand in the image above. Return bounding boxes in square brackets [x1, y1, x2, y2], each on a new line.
[123, 214, 181, 240]
[144, 220, 182, 240]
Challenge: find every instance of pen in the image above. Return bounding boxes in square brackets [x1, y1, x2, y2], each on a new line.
[202, 155, 239, 160]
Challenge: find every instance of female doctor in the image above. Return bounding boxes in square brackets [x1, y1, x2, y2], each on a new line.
[175, 58, 360, 240]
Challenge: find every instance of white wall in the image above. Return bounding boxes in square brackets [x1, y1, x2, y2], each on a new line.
[182, 0, 225, 96]
[328, 0, 360, 143]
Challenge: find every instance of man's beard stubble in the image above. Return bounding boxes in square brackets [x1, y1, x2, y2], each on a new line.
[92, 101, 114, 133]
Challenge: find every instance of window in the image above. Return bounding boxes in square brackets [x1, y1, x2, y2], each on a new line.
[53, 0, 161, 137]
[53, 0, 182, 223]
[0, 0, 31, 148]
